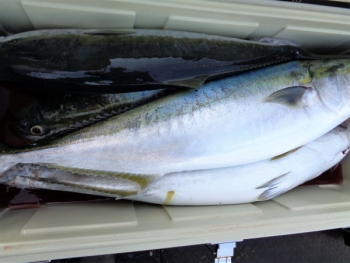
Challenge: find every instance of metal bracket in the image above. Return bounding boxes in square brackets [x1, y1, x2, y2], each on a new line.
[213, 241, 242, 263]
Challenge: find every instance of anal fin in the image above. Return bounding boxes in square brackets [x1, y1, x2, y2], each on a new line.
[257, 172, 293, 201]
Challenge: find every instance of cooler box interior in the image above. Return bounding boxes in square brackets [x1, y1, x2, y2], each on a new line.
[0, 1, 349, 262]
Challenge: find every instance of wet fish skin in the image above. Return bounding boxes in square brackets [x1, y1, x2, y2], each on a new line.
[0, 59, 350, 179]
[2, 125, 349, 205]
[131, 126, 350, 205]
[0, 29, 339, 94]
[1, 88, 177, 147]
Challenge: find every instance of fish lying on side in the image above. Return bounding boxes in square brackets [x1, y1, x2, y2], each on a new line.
[0, 60, 350, 191]
[132, 125, 350, 205]
[0, 29, 347, 94]
[2, 125, 348, 205]
[0, 88, 177, 147]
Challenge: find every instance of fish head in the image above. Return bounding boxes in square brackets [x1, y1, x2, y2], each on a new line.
[306, 59, 350, 116]
[0, 31, 48, 64]
[0, 91, 51, 146]
[5, 110, 50, 145]
[1, 92, 112, 147]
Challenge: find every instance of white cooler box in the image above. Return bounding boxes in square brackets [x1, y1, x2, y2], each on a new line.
[0, 1, 349, 262]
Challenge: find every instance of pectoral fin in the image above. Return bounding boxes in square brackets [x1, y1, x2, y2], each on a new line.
[265, 86, 310, 109]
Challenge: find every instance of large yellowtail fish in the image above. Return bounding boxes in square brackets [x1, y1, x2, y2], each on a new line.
[0, 59, 350, 194]
[1, 125, 348, 205]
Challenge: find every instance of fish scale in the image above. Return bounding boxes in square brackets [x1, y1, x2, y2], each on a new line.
[0, 60, 350, 184]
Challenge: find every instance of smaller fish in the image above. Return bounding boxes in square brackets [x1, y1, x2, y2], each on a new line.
[0, 29, 348, 94]
[2, 125, 349, 205]
[0, 88, 177, 146]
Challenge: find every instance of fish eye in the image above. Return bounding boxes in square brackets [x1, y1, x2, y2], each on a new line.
[30, 125, 45, 136]
[5, 40, 17, 45]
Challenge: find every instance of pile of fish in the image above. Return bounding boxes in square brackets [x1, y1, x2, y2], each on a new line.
[0, 29, 350, 205]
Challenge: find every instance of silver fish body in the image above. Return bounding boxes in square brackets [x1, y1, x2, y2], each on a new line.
[2, 125, 349, 205]
[0, 59, 350, 187]
[130, 125, 350, 205]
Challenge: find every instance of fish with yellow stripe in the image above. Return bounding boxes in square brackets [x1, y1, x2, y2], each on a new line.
[1, 125, 349, 205]
[0, 59, 350, 196]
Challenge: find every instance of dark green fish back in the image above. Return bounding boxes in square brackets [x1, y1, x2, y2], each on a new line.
[0, 29, 323, 94]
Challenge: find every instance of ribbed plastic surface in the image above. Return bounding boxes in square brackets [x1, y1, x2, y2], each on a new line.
[1, 175, 349, 262]
[0, 0, 349, 53]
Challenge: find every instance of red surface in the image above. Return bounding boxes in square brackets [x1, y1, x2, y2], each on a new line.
[302, 163, 343, 185]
